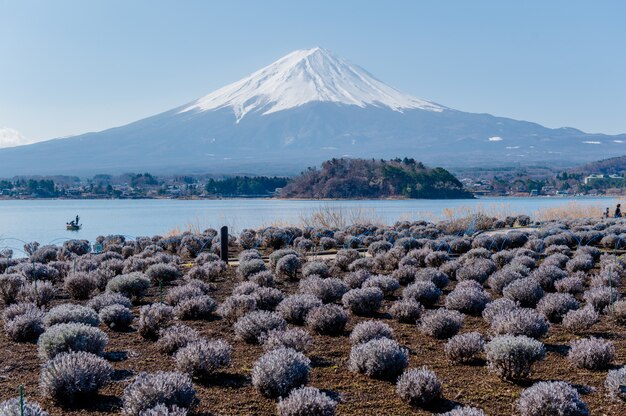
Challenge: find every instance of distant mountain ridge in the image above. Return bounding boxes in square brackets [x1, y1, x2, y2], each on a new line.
[1, 47, 625, 176]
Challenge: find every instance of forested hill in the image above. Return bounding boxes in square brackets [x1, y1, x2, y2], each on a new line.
[280, 158, 473, 199]
[572, 155, 626, 175]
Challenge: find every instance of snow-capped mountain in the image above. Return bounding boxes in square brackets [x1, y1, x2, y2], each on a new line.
[0, 47, 624, 176]
[180, 47, 444, 121]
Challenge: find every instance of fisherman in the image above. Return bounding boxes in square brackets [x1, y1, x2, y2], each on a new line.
[75, 215, 80, 225]
[615, 204, 622, 218]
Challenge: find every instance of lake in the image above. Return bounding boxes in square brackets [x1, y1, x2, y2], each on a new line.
[0, 197, 617, 255]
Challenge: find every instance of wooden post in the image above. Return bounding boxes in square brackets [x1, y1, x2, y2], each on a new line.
[220, 226, 229, 263]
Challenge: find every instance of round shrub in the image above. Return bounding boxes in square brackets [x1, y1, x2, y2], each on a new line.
[348, 338, 408, 379]
[263, 328, 313, 353]
[481, 297, 519, 324]
[99, 304, 133, 330]
[562, 306, 599, 333]
[568, 337, 615, 370]
[44, 304, 100, 328]
[122, 371, 197, 416]
[392, 266, 418, 286]
[3, 302, 45, 342]
[363, 275, 400, 297]
[251, 347, 311, 398]
[517, 381, 589, 416]
[64, 272, 97, 300]
[420, 309, 464, 339]
[234, 311, 287, 344]
[277, 295, 322, 325]
[605, 367, 626, 402]
[277, 386, 337, 416]
[403, 281, 441, 307]
[485, 335, 545, 381]
[0, 397, 48, 416]
[157, 325, 201, 355]
[487, 267, 526, 295]
[342, 287, 384, 316]
[40, 351, 112, 404]
[530, 265, 568, 291]
[18, 281, 55, 307]
[299, 276, 347, 303]
[444, 332, 485, 364]
[302, 261, 330, 278]
[237, 259, 267, 279]
[554, 276, 585, 295]
[0, 273, 25, 305]
[174, 339, 232, 378]
[343, 270, 371, 289]
[444, 281, 491, 315]
[415, 267, 449, 289]
[276, 254, 302, 280]
[138, 303, 173, 340]
[106, 272, 151, 300]
[536, 293, 579, 323]
[248, 270, 276, 287]
[389, 299, 423, 324]
[217, 295, 257, 324]
[502, 277, 544, 307]
[174, 295, 217, 320]
[490, 308, 549, 339]
[456, 259, 496, 284]
[583, 286, 620, 311]
[38, 323, 108, 360]
[439, 406, 486, 416]
[87, 292, 133, 312]
[138, 404, 188, 415]
[350, 320, 394, 345]
[146, 263, 182, 285]
[396, 367, 442, 407]
[305, 304, 348, 335]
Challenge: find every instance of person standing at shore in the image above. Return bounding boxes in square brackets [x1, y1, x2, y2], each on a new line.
[604, 208, 610, 219]
[615, 204, 622, 218]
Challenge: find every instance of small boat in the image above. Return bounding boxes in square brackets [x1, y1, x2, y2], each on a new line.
[66, 223, 81, 231]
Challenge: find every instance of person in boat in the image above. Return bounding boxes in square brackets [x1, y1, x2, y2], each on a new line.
[615, 204, 622, 218]
[76, 215, 80, 225]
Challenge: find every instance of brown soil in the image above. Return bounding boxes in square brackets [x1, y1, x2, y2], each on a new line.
[0, 267, 624, 415]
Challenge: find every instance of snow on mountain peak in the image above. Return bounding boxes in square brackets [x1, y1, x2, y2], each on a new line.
[180, 47, 445, 121]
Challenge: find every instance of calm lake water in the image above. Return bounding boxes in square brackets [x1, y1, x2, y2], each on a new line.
[0, 197, 617, 255]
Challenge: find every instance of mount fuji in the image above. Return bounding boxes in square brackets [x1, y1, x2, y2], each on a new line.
[1, 47, 624, 176]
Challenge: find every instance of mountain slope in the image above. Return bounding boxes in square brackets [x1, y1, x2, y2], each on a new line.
[1, 47, 625, 176]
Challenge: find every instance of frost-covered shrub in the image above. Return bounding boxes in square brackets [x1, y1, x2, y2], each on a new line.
[106, 272, 151, 300]
[491, 308, 549, 339]
[63, 272, 96, 300]
[138, 404, 188, 415]
[217, 295, 258, 323]
[263, 328, 313, 353]
[402, 281, 441, 307]
[487, 266, 528, 295]
[3, 302, 44, 342]
[568, 337, 615, 370]
[305, 304, 348, 335]
[277, 295, 322, 325]
[530, 265, 568, 292]
[17, 281, 55, 306]
[40, 351, 112, 403]
[444, 332, 485, 364]
[612, 299, 626, 324]
[543, 252, 570, 268]
[456, 259, 496, 284]
[392, 266, 417, 286]
[348, 338, 408, 379]
[248, 270, 276, 287]
[38, 323, 108, 360]
[254, 287, 285, 311]
[368, 240, 392, 256]
[237, 259, 267, 279]
[343, 270, 371, 289]
[302, 261, 330, 279]
[174, 295, 216, 320]
[44, 304, 100, 328]
[251, 347, 311, 398]
[122, 371, 197, 416]
[269, 249, 299, 270]
[420, 309, 464, 339]
[554, 276, 585, 295]
[234, 311, 287, 344]
[277, 386, 337, 416]
[174, 339, 232, 377]
[239, 250, 262, 262]
[517, 381, 589, 416]
[348, 257, 376, 272]
[362, 275, 400, 297]
[87, 292, 133, 312]
[536, 293, 579, 323]
[415, 267, 449, 289]
[605, 367, 626, 402]
[0, 397, 48, 416]
[275, 254, 302, 280]
[99, 304, 134, 330]
[389, 299, 423, 323]
[440, 260, 461, 280]
[342, 287, 384, 316]
[566, 254, 595, 273]
[439, 406, 486, 416]
[334, 249, 361, 271]
[299, 276, 347, 303]
[165, 285, 204, 306]
[146, 264, 182, 285]
[350, 320, 394, 345]
[0, 273, 25, 305]
[425, 251, 450, 268]
[444, 281, 490, 315]
[157, 325, 201, 355]
[395, 367, 442, 407]
[562, 306, 599, 333]
[583, 286, 620, 311]
[138, 303, 173, 340]
[502, 277, 544, 307]
[485, 335, 545, 381]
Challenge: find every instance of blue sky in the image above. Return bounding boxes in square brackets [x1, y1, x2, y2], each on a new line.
[1, 0, 625, 145]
